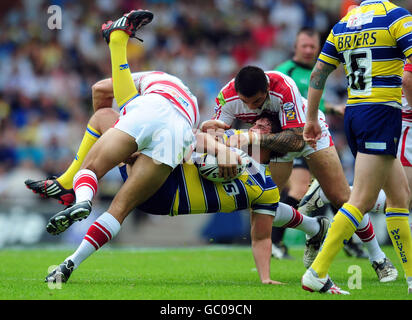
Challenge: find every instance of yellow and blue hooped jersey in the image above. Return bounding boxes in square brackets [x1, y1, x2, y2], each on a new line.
[319, 0, 412, 108]
[133, 156, 279, 216]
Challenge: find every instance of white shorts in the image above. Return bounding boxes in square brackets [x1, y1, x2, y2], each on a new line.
[270, 123, 333, 163]
[114, 93, 195, 168]
[397, 121, 412, 167]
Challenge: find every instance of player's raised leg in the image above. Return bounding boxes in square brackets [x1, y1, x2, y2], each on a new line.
[46, 10, 154, 235]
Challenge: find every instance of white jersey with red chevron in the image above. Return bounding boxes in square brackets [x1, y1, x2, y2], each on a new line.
[213, 71, 326, 130]
[130, 71, 199, 128]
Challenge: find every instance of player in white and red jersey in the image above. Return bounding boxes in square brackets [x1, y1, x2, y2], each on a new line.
[122, 71, 199, 127]
[39, 10, 239, 237]
[202, 65, 351, 249]
[213, 70, 319, 129]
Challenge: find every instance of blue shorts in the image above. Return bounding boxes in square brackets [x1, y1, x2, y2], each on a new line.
[344, 104, 401, 157]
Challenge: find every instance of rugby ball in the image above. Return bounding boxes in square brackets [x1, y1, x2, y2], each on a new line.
[196, 148, 251, 182]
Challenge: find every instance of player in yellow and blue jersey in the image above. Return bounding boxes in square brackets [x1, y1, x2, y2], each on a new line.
[302, 0, 412, 294]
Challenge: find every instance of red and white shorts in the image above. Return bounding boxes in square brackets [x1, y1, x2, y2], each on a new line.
[397, 121, 412, 167]
[270, 120, 334, 163]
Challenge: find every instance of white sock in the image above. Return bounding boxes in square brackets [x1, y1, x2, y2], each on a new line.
[274, 202, 320, 237]
[319, 187, 386, 215]
[73, 169, 98, 203]
[370, 189, 386, 214]
[355, 213, 385, 263]
[67, 212, 121, 269]
[319, 189, 330, 204]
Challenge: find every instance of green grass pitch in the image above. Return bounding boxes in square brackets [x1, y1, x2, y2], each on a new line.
[1, 245, 411, 300]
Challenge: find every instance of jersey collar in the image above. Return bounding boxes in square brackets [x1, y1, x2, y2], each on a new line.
[360, 0, 388, 6]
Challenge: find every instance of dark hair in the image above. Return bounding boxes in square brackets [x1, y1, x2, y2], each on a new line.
[256, 110, 282, 134]
[255, 111, 285, 158]
[296, 27, 320, 39]
[234, 66, 268, 97]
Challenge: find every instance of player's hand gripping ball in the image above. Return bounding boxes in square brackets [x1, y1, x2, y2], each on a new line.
[197, 148, 251, 182]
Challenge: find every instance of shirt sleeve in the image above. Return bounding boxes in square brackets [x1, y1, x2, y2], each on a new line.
[389, 8, 412, 59]
[274, 73, 307, 129]
[318, 31, 341, 68]
[405, 63, 412, 73]
[212, 91, 235, 125]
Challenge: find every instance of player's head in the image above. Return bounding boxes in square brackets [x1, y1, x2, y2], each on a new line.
[249, 111, 285, 162]
[293, 27, 321, 67]
[249, 112, 281, 136]
[235, 66, 269, 110]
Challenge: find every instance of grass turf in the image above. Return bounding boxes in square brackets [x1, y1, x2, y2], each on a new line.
[0, 245, 411, 300]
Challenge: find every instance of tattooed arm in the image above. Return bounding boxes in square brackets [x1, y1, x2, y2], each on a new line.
[304, 61, 335, 148]
[259, 127, 305, 154]
[306, 61, 335, 121]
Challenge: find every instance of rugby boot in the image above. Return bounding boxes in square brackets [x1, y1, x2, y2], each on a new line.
[46, 200, 92, 235]
[25, 176, 75, 206]
[102, 9, 153, 43]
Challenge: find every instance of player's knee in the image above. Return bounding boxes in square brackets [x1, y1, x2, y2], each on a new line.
[387, 182, 410, 209]
[94, 107, 117, 120]
[326, 190, 350, 209]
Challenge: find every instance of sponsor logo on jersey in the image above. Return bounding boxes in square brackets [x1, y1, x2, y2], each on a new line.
[283, 102, 295, 111]
[347, 11, 374, 28]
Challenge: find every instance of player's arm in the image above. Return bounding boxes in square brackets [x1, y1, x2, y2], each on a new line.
[92, 78, 115, 112]
[257, 128, 305, 154]
[307, 60, 336, 120]
[200, 120, 230, 133]
[304, 60, 335, 148]
[403, 62, 412, 107]
[226, 120, 305, 153]
[250, 212, 284, 285]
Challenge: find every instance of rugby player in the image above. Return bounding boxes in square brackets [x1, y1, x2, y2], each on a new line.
[301, 0, 412, 294]
[272, 27, 360, 260]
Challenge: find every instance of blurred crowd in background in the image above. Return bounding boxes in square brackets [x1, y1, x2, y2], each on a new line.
[0, 0, 409, 204]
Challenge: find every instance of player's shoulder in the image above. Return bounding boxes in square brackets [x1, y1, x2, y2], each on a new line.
[265, 70, 293, 82]
[244, 159, 277, 190]
[385, 1, 410, 16]
[217, 79, 239, 106]
[266, 71, 296, 92]
[340, 2, 409, 24]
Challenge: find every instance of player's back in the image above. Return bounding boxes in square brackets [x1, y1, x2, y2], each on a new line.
[319, 1, 412, 108]
[131, 71, 199, 128]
